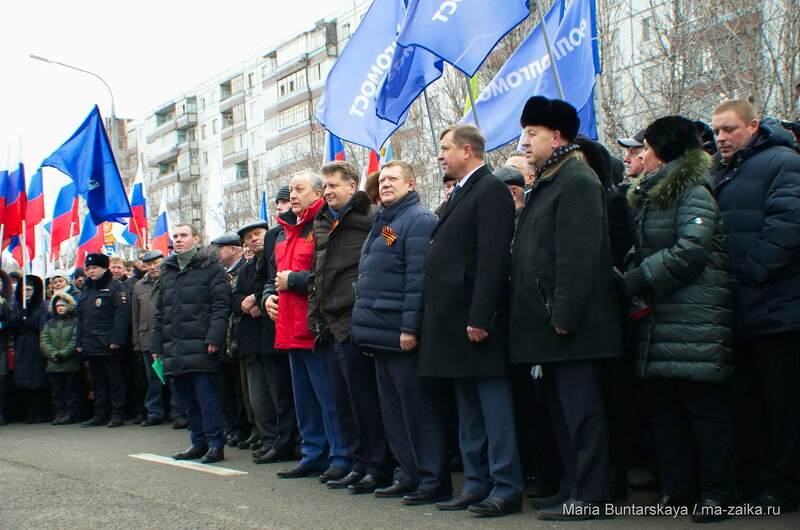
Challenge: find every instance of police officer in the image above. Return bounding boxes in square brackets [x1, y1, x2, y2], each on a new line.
[77, 253, 131, 427]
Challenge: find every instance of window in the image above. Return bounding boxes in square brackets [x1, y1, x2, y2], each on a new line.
[222, 137, 236, 157]
[200, 97, 206, 110]
[202, 151, 208, 165]
[230, 74, 245, 95]
[201, 124, 207, 140]
[212, 119, 219, 135]
[249, 103, 256, 120]
[277, 69, 308, 97]
[278, 102, 309, 129]
[248, 73, 255, 88]
[188, 128, 196, 141]
[232, 103, 246, 125]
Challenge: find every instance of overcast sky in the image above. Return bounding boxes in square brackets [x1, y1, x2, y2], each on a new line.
[0, 0, 357, 171]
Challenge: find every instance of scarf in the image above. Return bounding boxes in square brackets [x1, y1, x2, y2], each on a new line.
[535, 143, 580, 180]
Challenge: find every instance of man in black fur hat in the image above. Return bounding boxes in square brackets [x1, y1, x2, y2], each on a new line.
[509, 96, 621, 521]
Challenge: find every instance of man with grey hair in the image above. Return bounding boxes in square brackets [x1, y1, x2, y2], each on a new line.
[264, 171, 352, 481]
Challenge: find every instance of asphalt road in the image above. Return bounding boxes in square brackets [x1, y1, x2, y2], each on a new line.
[1, 422, 798, 529]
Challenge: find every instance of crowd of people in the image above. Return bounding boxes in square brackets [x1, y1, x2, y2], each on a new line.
[1, 96, 799, 523]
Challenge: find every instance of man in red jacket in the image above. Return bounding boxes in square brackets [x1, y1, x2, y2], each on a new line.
[265, 171, 351, 481]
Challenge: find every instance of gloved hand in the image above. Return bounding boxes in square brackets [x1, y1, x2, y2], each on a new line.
[53, 353, 63, 363]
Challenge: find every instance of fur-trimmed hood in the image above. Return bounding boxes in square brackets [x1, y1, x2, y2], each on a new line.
[50, 291, 77, 315]
[627, 149, 711, 210]
[162, 245, 220, 271]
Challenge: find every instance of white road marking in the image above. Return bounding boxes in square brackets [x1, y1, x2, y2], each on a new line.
[128, 453, 248, 476]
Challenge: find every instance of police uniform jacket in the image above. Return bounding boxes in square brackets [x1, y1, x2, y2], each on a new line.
[76, 270, 131, 357]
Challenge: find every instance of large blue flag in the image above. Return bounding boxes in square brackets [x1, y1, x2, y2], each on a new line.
[461, 0, 600, 150]
[316, 0, 440, 151]
[396, 0, 531, 77]
[376, 41, 443, 125]
[41, 105, 132, 224]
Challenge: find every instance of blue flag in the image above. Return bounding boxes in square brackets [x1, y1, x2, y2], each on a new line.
[259, 191, 268, 222]
[317, 0, 437, 151]
[461, 0, 600, 150]
[396, 0, 531, 77]
[41, 105, 132, 224]
[376, 41, 443, 125]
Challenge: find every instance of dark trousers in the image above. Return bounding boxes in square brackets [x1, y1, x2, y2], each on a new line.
[88, 355, 125, 421]
[173, 372, 226, 449]
[734, 331, 800, 502]
[246, 355, 278, 446]
[262, 355, 297, 454]
[240, 359, 257, 438]
[327, 338, 391, 478]
[219, 360, 249, 439]
[647, 378, 735, 502]
[48, 372, 80, 420]
[543, 360, 612, 502]
[374, 351, 451, 493]
[453, 376, 523, 501]
[142, 352, 182, 419]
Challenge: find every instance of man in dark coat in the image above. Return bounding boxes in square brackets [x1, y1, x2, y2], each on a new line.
[151, 223, 231, 464]
[418, 124, 523, 516]
[352, 160, 452, 503]
[510, 97, 621, 520]
[76, 253, 131, 428]
[711, 99, 800, 510]
[307, 160, 391, 492]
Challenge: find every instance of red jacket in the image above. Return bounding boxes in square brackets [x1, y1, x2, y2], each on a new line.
[274, 198, 324, 350]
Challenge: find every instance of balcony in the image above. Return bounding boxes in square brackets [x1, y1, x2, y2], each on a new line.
[145, 120, 177, 144]
[147, 145, 179, 167]
[175, 113, 197, 130]
[219, 91, 245, 113]
[222, 148, 248, 169]
[178, 163, 201, 182]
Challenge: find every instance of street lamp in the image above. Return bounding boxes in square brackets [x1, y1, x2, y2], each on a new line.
[29, 54, 119, 158]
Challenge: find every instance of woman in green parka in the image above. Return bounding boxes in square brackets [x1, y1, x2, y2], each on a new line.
[40, 292, 80, 424]
[624, 116, 735, 522]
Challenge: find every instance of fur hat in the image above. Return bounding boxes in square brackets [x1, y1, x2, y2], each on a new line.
[85, 253, 109, 268]
[643, 116, 702, 163]
[520, 96, 580, 142]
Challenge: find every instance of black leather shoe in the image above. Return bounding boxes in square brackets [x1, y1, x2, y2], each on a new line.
[318, 466, 349, 483]
[172, 416, 188, 429]
[81, 417, 105, 427]
[133, 414, 146, 425]
[402, 489, 451, 506]
[692, 498, 730, 523]
[173, 445, 209, 460]
[277, 463, 326, 479]
[437, 492, 487, 510]
[327, 471, 363, 489]
[238, 434, 260, 450]
[348, 474, 390, 494]
[537, 499, 609, 521]
[140, 417, 163, 427]
[651, 494, 691, 508]
[374, 481, 415, 498]
[468, 496, 522, 517]
[747, 491, 799, 512]
[530, 493, 566, 509]
[106, 417, 124, 428]
[201, 447, 224, 464]
[253, 449, 293, 465]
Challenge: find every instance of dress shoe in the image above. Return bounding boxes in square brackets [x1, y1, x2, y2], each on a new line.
[318, 466, 349, 483]
[348, 474, 390, 494]
[402, 489, 451, 506]
[172, 445, 209, 460]
[437, 492, 487, 510]
[252, 449, 293, 465]
[201, 447, 225, 464]
[747, 491, 798, 512]
[374, 481, 415, 498]
[238, 434, 260, 450]
[327, 471, 363, 489]
[140, 417, 163, 427]
[525, 483, 558, 498]
[530, 493, 566, 509]
[651, 494, 691, 508]
[106, 417, 124, 428]
[172, 416, 188, 429]
[51, 416, 63, 425]
[468, 496, 522, 517]
[133, 414, 146, 425]
[81, 417, 105, 427]
[537, 499, 609, 521]
[691, 498, 729, 523]
[226, 436, 241, 448]
[277, 463, 326, 479]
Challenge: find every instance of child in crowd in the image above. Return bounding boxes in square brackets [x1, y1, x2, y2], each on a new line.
[40, 293, 80, 424]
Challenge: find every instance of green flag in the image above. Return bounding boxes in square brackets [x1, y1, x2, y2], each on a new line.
[152, 357, 166, 385]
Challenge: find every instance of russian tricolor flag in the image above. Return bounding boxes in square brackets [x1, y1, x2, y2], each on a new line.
[2, 152, 27, 244]
[49, 182, 80, 262]
[324, 131, 346, 163]
[75, 215, 104, 268]
[128, 177, 148, 248]
[151, 197, 171, 256]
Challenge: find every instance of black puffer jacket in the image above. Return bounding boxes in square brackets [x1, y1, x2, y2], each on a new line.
[150, 246, 231, 376]
[12, 276, 48, 389]
[627, 149, 734, 383]
[711, 119, 800, 336]
[352, 191, 437, 353]
[308, 191, 375, 342]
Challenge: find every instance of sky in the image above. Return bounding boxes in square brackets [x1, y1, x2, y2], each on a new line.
[0, 0, 359, 172]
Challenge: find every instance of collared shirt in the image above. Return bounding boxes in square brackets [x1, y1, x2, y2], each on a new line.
[457, 164, 483, 188]
[226, 257, 243, 273]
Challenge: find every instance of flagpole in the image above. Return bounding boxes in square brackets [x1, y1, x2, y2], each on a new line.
[21, 221, 27, 311]
[535, 0, 565, 99]
[422, 89, 444, 181]
[464, 74, 482, 131]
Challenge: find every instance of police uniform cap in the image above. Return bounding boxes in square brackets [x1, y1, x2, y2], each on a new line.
[85, 253, 110, 268]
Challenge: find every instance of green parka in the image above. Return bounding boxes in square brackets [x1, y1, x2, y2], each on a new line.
[40, 292, 79, 373]
[625, 149, 734, 383]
